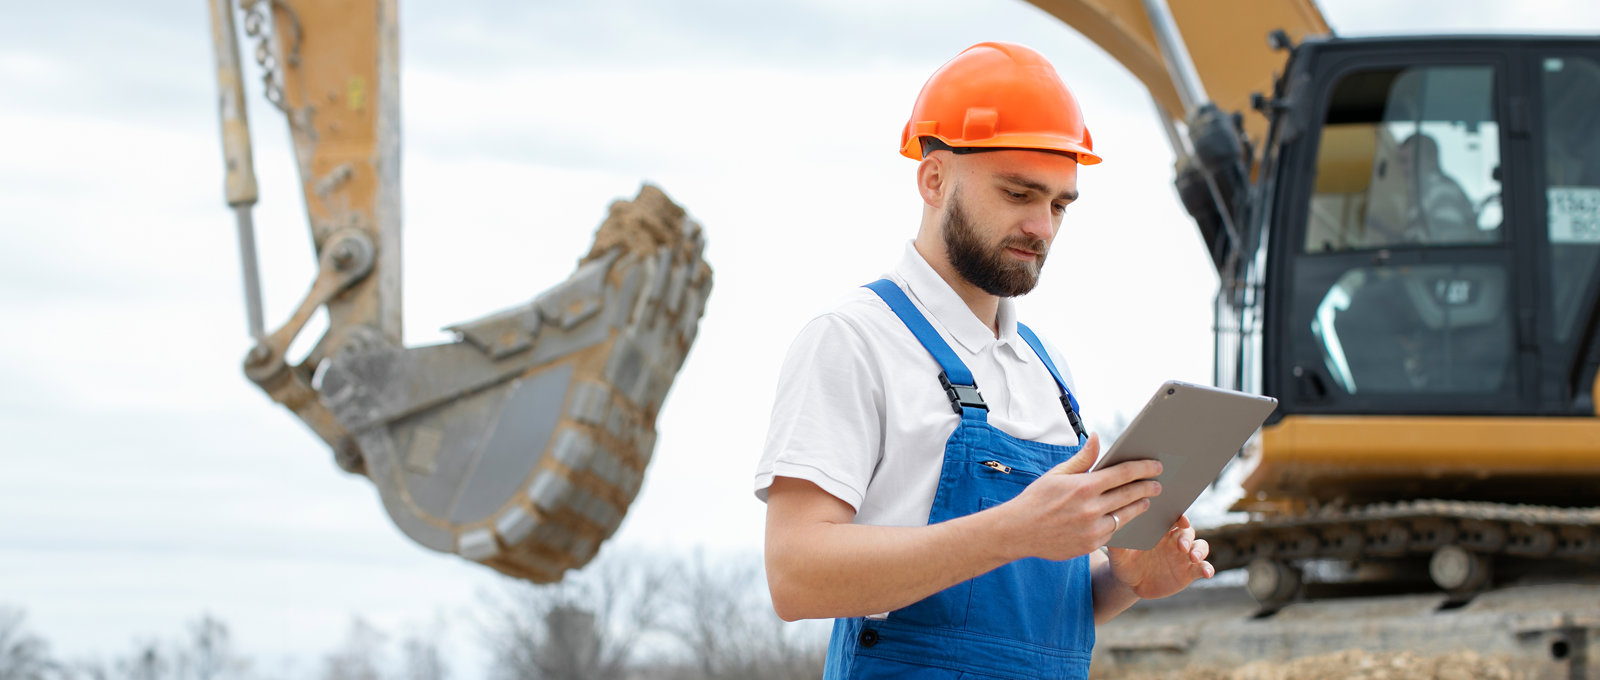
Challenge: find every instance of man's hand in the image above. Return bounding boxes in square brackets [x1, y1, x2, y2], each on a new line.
[993, 433, 1164, 562]
[1106, 515, 1215, 599]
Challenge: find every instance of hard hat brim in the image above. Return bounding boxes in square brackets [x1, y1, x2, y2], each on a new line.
[902, 133, 1103, 165]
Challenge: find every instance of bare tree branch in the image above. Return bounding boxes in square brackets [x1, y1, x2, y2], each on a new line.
[481, 549, 676, 680]
[319, 618, 389, 680]
[398, 618, 450, 680]
[0, 607, 61, 680]
[655, 552, 826, 680]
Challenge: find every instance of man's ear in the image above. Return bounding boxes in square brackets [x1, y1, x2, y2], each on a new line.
[916, 154, 947, 209]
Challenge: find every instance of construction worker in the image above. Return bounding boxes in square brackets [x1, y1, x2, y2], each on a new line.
[755, 43, 1214, 679]
[1364, 132, 1484, 247]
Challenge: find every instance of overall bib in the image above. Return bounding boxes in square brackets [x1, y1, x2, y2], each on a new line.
[823, 279, 1094, 680]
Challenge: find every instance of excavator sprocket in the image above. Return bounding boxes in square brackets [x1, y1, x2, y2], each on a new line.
[317, 185, 711, 581]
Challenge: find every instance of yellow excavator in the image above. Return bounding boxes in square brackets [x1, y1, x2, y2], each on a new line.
[1015, 0, 1600, 675]
[208, 0, 1597, 673]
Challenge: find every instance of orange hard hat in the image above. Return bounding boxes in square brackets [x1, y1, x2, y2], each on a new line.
[900, 42, 1101, 165]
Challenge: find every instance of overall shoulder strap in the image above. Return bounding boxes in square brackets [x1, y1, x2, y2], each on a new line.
[863, 279, 987, 417]
[1016, 322, 1087, 440]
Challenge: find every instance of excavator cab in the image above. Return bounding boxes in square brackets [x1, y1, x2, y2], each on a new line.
[1169, 36, 1600, 606]
[1250, 37, 1600, 511]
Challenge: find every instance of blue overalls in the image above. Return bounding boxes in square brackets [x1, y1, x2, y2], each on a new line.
[823, 279, 1094, 680]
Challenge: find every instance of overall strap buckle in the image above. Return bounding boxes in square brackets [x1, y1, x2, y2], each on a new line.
[1016, 322, 1088, 441]
[939, 371, 988, 415]
[1061, 396, 1087, 440]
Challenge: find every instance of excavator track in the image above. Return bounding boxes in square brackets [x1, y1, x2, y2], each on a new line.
[1206, 500, 1600, 570]
[1097, 502, 1600, 678]
[1201, 501, 1600, 604]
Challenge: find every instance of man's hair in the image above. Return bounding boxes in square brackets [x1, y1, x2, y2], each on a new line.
[921, 137, 989, 156]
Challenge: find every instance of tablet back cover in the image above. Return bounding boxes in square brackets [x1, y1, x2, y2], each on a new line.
[1098, 381, 1277, 550]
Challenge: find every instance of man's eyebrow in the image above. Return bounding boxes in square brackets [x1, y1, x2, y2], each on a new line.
[997, 173, 1078, 202]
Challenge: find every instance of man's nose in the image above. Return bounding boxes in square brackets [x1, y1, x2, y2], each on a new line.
[1020, 208, 1056, 241]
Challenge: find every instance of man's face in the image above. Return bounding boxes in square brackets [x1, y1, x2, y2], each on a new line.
[939, 149, 1079, 297]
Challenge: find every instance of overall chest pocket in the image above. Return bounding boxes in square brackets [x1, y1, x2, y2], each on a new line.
[972, 458, 1044, 508]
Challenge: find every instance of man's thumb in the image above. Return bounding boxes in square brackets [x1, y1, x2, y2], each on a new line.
[1049, 432, 1100, 475]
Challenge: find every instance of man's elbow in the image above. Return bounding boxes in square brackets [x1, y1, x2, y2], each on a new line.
[767, 543, 836, 621]
[765, 564, 814, 622]
[770, 593, 807, 623]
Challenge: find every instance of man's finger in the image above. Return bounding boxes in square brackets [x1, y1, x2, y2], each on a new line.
[1093, 458, 1164, 489]
[1108, 498, 1152, 526]
[1190, 538, 1210, 564]
[1100, 481, 1161, 518]
[1047, 433, 1100, 475]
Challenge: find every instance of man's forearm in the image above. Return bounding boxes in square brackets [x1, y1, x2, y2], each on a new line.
[766, 512, 1019, 621]
[765, 482, 1021, 621]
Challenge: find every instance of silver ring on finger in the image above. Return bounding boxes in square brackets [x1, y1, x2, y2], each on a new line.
[1110, 513, 1120, 532]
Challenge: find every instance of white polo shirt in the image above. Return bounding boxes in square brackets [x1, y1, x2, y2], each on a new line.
[754, 242, 1082, 527]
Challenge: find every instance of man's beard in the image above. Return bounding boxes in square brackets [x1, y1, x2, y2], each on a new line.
[943, 194, 1049, 297]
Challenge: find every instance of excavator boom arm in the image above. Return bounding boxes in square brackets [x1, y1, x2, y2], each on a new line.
[1022, 0, 1332, 157]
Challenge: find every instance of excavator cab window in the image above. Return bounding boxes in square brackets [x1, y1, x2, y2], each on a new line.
[1281, 59, 1518, 406]
[1305, 66, 1503, 253]
[1540, 55, 1600, 346]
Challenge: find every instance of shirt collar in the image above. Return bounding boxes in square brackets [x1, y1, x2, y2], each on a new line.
[893, 241, 1027, 357]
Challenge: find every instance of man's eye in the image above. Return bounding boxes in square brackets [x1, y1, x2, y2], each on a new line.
[1052, 202, 1069, 215]
[1006, 190, 1027, 200]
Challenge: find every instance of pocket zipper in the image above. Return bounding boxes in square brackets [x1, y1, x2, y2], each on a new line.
[979, 460, 1011, 474]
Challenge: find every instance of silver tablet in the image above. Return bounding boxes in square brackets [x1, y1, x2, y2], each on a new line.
[1089, 380, 1278, 550]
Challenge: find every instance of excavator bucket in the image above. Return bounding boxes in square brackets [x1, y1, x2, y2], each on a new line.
[317, 187, 710, 582]
[207, 0, 711, 581]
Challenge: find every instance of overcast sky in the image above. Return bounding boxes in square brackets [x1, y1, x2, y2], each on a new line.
[4, 0, 1599, 675]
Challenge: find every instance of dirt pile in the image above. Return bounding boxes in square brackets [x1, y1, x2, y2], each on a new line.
[1098, 649, 1522, 680]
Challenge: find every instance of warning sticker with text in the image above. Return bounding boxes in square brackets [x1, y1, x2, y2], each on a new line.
[1549, 187, 1600, 243]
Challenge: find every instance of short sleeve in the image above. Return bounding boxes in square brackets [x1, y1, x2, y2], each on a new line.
[753, 313, 884, 511]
